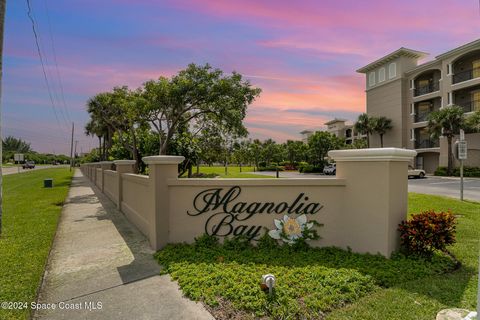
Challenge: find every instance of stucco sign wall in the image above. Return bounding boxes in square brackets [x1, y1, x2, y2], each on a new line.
[81, 148, 417, 257]
[187, 186, 324, 241]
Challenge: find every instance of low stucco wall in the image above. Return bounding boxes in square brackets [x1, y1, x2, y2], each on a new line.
[120, 174, 154, 245]
[103, 170, 118, 205]
[95, 168, 102, 188]
[168, 179, 345, 247]
[81, 148, 416, 257]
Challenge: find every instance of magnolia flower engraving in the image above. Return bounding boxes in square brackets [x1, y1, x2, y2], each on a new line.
[268, 214, 314, 244]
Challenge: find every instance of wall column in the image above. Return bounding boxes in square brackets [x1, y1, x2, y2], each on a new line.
[328, 148, 416, 256]
[113, 160, 136, 210]
[99, 161, 114, 192]
[143, 155, 184, 251]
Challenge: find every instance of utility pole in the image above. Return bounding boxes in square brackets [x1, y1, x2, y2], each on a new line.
[69, 122, 74, 171]
[73, 140, 78, 168]
[0, 0, 7, 236]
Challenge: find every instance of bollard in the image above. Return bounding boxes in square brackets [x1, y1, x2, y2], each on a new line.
[44, 179, 53, 188]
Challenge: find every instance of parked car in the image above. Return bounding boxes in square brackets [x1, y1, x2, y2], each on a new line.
[22, 161, 35, 169]
[408, 165, 425, 179]
[323, 163, 336, 175]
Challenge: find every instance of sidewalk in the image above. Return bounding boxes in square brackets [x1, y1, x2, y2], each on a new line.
[34, 169, 213, 320]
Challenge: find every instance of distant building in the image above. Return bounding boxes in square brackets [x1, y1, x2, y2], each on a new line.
[300, 130, 314, 143]
[300, 119, 365, 145]
[357, 39, 480, 173]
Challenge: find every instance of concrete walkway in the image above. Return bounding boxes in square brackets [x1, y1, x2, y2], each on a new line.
[34, 170, 213, 320]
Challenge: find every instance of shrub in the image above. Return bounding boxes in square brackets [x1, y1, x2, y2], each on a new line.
[258, 165, 284, 171]
[189, 172, 219, 178]
[299, 164, 323, 173]
[194, 233, 219, 249]
[398, 210, 456, 257]
[434, 166, 480, 177]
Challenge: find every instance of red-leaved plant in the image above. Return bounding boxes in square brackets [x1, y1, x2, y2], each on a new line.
[398, 210, 457, 257]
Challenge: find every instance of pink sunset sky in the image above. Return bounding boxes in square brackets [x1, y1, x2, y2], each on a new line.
[4, 0, 480, 154]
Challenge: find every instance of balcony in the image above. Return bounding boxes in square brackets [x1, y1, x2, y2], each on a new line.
[413, 98, 441, 123]
[415, 139, 439, 149]
[415, 110, 430, 122]
[452, 50, 480, 84]
[413, 69, 441, 97]
[414, 82, 440, 97]
[453, 85, 480, 113]
[452, 67, 480, 84]
[455, 99, 480, 113]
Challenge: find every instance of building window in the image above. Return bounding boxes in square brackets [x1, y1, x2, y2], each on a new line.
[389, 63, 396, 79]
[410, 129, 415, 141]
[369, 72, 375, 86]
[378, 68, 385, 82]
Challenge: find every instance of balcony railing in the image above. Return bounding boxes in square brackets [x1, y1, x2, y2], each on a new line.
[455, 99, 480, 113]
[415, 139, 439, 149]
[414, 110, 431, 122]
[413, 82, 439, 97]
[452, 67, 480, 84]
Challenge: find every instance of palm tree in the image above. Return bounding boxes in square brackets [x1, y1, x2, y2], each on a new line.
[372, 116, 393, 147]
[427, 105, 465, 176]
[466, 111, 480, 132]
[2, 136, 32, 153]
[354, 113, 374, 147]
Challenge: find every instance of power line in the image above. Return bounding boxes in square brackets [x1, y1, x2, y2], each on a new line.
[26, 0, 65, 129]
[43, 0, 71, 123]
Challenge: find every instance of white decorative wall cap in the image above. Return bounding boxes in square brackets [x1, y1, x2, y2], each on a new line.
[99, 161, 114, 164]
[142, 155, 185, 165]
[113, 160, 136, 165]
[328, 148, 417, 162]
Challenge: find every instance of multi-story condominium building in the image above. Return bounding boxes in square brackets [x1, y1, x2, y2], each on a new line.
[357, 39, 480, 173]
[300, 119, 364, 144]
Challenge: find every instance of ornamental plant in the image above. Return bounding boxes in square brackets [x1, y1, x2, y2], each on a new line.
[398, 210, 456, 257]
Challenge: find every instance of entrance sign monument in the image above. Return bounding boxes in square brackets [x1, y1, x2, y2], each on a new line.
[81, 148, 416, 257]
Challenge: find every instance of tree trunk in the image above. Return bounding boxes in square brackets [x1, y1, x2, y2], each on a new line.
[188, 163, 192, 178]
[239, 163, 242, 172]
[380, 134, 384, 148]
[366, 133, 370, 148]
[98, 136, 102, 160]
[447, 136, 454, 176]
[131, 129, 140, 174]
[102, 135, 106, 160]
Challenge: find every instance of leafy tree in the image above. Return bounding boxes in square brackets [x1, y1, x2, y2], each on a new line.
[141, 63, 261, 155]
[427, 105, 466, 175]
[196, 127, 225, 167]
[87, 87, 146, 172]
[354, 113, 375, 147]
[2, 136, 32, 153]
[250, 139, 262, 169]
[348, 138, 368, 149]
[261, 139, 278, 166]
[466, 111, 480, 132]
[307, 132, 344, 166]
[285, 140, 308, 164]
[372, 116, 393, 148]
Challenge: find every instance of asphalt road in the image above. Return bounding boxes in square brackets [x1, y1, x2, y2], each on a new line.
[2, 165, 69, 175]
[408, 175, 480, 202]
[250, 171, 480, 202]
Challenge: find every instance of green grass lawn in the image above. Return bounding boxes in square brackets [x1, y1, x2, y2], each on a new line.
[186, 166, 274, 178]
[327, 193, 480, 320]
[0, 168, 73, 320]
[156, 193, 479, 319]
